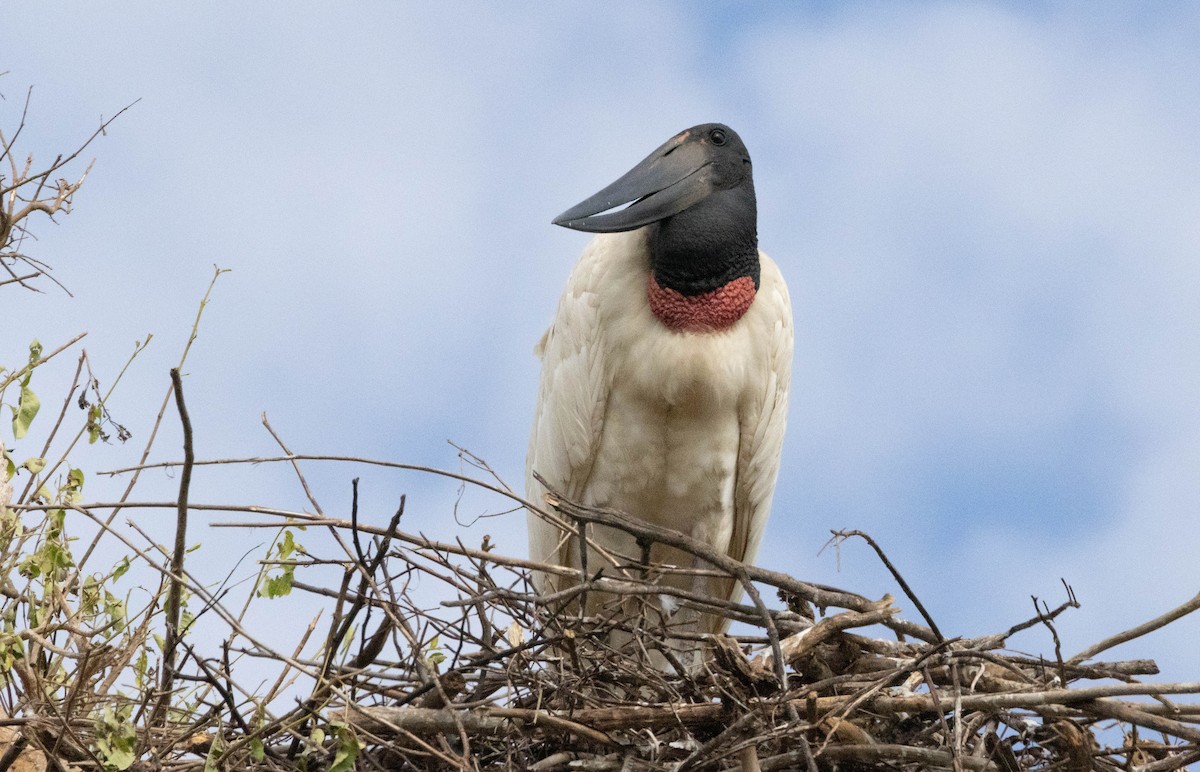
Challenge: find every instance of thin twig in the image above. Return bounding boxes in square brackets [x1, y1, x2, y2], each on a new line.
[152, 367, 195, 729]
[829, 529, 944, 642]
[1069, 591, 1200, 664]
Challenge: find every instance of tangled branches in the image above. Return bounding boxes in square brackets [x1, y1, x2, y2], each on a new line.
[0, 81, 136, 293]
[2, 442, 1199, 771]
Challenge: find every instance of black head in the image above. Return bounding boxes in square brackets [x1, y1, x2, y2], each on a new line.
[552, 123, 755, 233]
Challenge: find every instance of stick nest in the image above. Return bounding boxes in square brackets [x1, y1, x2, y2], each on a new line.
[3, 460, 1199, 772]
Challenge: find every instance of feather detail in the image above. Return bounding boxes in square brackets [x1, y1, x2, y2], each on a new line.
[647, 273, 757, 332]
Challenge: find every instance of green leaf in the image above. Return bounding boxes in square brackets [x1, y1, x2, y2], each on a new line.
[21, 341, 43, 386]
[87, 405, 102, 444]
[281, 529, 296, 554]
[258, 571, 290, 599]
[99, 743, 135, 771]
[203, 735, 223, 772]
[18, 555, 41, 579]
[22, 457, 45, 474]
[112, 556, 131, 581]
[338, 624, 357, 657]
[249, 737, 265, 762]
[63, 467, 85, 505]
[81, 576, 101, 615]
[329, 725, 360, 772]
[425, 635, 446, 667]
[12, 385, 40, 439]
[105, 595, 127, 630]
[94, 705, 136, 771]
[133, 649, 149, 688]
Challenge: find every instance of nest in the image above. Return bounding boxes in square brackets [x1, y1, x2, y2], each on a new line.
[4, 445, 1199, 772]
[335, 489, 1200, 771]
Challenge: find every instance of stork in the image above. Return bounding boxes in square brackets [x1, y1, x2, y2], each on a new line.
[526, 123, 792, 642]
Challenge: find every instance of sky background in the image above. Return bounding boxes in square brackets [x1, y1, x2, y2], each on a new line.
[4, 3, 1199, 679]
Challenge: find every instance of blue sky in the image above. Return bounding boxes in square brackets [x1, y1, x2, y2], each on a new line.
[5, 3, 1199, 676]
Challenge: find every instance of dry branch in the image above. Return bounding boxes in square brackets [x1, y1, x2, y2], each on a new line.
[1069, 591, 1200, 665]
[1, 88, 135, 291]
[151, 367, 194, 728]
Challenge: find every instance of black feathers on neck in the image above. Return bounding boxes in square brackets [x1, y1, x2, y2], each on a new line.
[649, 184, 760, 297]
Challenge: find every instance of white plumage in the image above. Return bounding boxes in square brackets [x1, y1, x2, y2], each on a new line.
[526, 123, 792, 638]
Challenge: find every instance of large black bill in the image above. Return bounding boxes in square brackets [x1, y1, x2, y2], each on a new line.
[553, 135, 715, 233]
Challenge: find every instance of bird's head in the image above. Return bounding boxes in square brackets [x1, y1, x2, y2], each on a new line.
[552, 123, 754, 234]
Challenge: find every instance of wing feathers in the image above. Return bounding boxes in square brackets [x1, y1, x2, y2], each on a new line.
[717, 254, 793, 613]
[526, 237, 617, 571]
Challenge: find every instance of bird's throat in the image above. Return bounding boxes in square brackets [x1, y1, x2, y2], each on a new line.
[647, 273, 756, 332]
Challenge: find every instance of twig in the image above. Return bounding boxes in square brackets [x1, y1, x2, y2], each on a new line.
[345, 705, 617, 747]
[0, 331, 86, 393]
[75, 265, 223, 573]
[1031, 590, 1071, 686]
[0, 271, 39, 287]
[828, 529, 944, 642]
[1069, 591, 1200, 664]
[751, 602, 898, 675]
[0, 734, 28, 772]
[152, 368, 195, 729]
[870, 682, 1200, 711]
[0, 99, 138, 197]
[17, 351, 85, 505]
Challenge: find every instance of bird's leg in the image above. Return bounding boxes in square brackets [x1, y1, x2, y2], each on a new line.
[629, 537, 655, 651]
[574, 517, 589, 578]
[637, 537, 652, 581]
[678, 551, 711, 672]
[574, 516, 589, 619]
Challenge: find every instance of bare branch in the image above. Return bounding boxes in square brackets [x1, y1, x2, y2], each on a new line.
[1069, 590, 1200, 664]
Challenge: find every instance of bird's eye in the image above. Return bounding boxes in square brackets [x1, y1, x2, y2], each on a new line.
[709, 128, 727, 146]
